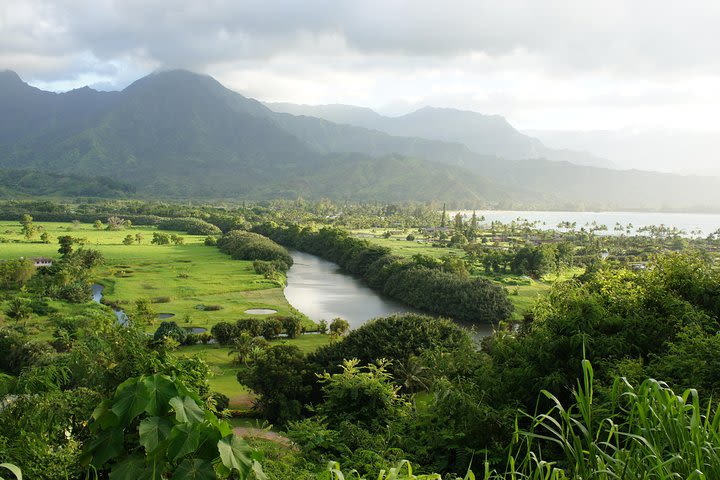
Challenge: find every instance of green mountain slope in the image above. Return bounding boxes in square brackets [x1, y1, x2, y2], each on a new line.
[1, 69, 720, 210]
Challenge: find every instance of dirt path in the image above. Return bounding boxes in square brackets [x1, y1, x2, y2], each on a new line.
[233, 426, 291, 445]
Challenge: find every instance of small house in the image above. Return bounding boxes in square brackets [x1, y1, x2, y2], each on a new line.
[33, 257, 53, 267]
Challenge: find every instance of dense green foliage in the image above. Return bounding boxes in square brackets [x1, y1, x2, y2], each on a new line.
[158, 217, 222, 235]
[218, 230, 293, 269]
[0, 169, 135, 198]
[254, 224, 513, 323]
[308, 314, 472, 377]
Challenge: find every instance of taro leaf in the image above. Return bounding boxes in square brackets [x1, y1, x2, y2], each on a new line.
[172, 459, 217, 480]
[217, 434, 252, 477]
[112, 377, 149, 425]
[108, 455, 150, 480]
[85, 426, 124, 467]
[167, 424, 201, 461]
[251, 460, 267, 480]
[0, 463, 22, 480]
[142, 374, 178, 416]
[194, 424, 223, 459]
[139, 416, 173, 453]
[169, 396, 205, 424]
[91, 399, 120, 430]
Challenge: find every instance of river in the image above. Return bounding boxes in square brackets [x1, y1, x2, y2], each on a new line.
[284, 250, 495, 336]
[453, 210, 720, 236]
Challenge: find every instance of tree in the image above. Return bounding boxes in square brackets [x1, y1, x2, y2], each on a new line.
[20, 214, 35, 240]
[236, 344, 311, 423]
[5, 296, 32, 324]
[170, 234, 184, 245]
[261, 317, 283, 340]
[133, 298, 157, 325]
[39, 232, 50, 243]
[281, 315, 303, 339]
[153, 321, 187, 344]
[106, 216, 126, 230]
[227, 332, 258, 365]
[151, 232, 170, 245]
[330, 317, 350, 338]
[93, 220, 103, 230]
[135, 233, 144, 244]
[122, 234, 134, 245]
[211, 322, 237, 345]
[316, 359, 408, 432]
[440, 203, 447, 227]
[57, 235, 75, 257]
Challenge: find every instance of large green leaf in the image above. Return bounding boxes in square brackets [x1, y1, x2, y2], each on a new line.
[85, 426, 124, 467]
[169, 396, 205, 424]
[112, 377, 149, 425]
[142, 374, 179, 416]
[166, 424, 201, 461]
[91, 398, 120, 430]
[217, 434, 252, 477]
[139, 416, 173, 453]
[108, 455, 151, 480]
[172, 459, 217, 480]
[0, 463, 22, 480]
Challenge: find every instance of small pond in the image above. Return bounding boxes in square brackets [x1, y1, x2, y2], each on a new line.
[244, 308, 278, 315]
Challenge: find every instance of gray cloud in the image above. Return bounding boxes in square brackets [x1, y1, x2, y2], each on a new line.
[3, 0, 720, 78]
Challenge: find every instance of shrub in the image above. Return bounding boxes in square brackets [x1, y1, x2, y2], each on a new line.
[280, 315, 303, 339]
[204, 235, 218, 246]
[211, 322, 237, 345]
[330, 317, 350, 337]
[218, 230, 293, 267]
[261, 317, 283, 340]
[158, 217, 222, 235]
[236, 317, 263, 337]
[153, 321, 187, 344]
[236, 345, 311, 424]
[151, 296, 171, 303]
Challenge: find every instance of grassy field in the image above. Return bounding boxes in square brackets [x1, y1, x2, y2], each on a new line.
[350, 228, 558, 320]
[0, 220, 329, 404]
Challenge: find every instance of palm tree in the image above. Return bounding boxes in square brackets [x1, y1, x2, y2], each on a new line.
[227, 332, 254, 365]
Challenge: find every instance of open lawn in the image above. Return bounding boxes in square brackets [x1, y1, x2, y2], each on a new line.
[0, 220, 310, 332]
[0, 220, 324, 407]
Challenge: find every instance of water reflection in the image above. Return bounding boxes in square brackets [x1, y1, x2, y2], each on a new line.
[284, 250, 495, 338]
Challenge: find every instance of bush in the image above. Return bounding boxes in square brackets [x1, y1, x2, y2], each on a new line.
[151, 296, 171, 303]
[280, 315, 303, 339]
[261, 317, 283, 340]
[309, 314, 472, 378]
[236, 317, 263, 337]
[211, 322, 237, 345]
[204, 235, 218, 246]
[330, 317, 350, 337]
[157, 217, 222, 235]
[153, 321, 187, 344]
[218, 230, 293, 267]
[236, 345, 311, 424]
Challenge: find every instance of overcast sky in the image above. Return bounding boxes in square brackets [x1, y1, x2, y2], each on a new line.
[3, 0, 720, 133]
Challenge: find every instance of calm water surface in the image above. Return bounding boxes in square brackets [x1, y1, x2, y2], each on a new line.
[455, 210, 720, 236]
[284, 250, 495, 337]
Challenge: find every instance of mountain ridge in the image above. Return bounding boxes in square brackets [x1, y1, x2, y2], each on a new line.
[1, 69, 720, 210]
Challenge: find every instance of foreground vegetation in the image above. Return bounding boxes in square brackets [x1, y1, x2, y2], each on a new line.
[2, 199, 720, 479]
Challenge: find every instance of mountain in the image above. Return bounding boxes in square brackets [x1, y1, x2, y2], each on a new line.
[1, 69, 720, 210]
[0, 169, 135, 198]
[266, 103, 614, 168]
